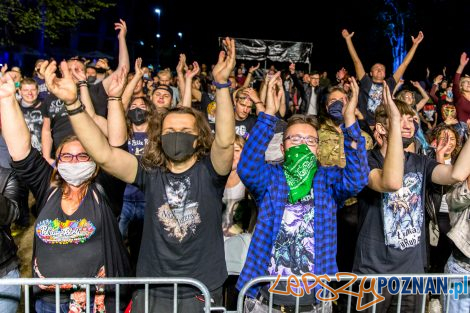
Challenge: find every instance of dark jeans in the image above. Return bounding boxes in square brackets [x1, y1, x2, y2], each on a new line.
[35, 299, 69, 313]
[131, 287, 223, 313]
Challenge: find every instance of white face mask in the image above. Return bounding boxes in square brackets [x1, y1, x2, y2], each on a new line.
[57, 161, 97, 187]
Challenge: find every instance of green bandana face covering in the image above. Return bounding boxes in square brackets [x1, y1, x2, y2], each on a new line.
[283, 144, 318, 204]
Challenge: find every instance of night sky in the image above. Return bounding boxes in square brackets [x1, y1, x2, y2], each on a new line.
[16, 0, 470, 79]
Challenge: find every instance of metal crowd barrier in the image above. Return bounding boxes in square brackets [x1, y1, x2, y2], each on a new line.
[236, 274, 469, 313]
[0, 277, 228, 313]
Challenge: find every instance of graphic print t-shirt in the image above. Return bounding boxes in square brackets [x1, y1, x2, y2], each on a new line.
[354, 149, 439, 274]
[133, 156, 228, 297]
[359, 76, 396, 126]
[20, 101, 47, 151]
[235, 115, 257, 139]
[124, 132, 148, 201]
[262, 190, 315, 305]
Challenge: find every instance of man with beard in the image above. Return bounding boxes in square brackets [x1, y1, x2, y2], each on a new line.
[47, 37, 237, 313]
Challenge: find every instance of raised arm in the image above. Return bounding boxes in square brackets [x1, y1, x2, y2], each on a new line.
[244, 87, 264, 115]
[182, 61, 200, 108]
[432, 130, 470, 184]
[275, 77, 286, 117]
[456, 52, 469, 75]
[106, 67, 128, 147]
[430, 75, 443, 104]
[411, 80, 430, 111]
[368, 84, 404, 192]
[70, 61, 108, 136]
[176, 53, 188, 99]
[342, 29, 366, 80]
[41, 117, 54, 165]
[393, 31, 424, 83]
[122, 58, 143, 110]
[102, 19, 130, 94]
[0, 74, 31, 161]
[44, 60, 138, 183]
[243, 63, 260, 88]
[333, 77, 369, 201]
[210, 37, 236, 176]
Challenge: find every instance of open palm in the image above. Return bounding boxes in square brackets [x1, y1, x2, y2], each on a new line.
[44, 61, 78, 105]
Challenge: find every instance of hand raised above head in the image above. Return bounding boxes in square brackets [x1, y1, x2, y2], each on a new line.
[460, 52, 469, 67]
[411, 31, 424, 45]
[44, 60, 78, 105]
[341, 29, 354, 39]
[185, 61, 200, 79]
[0, 72, 16, 103]
[212, 37, 236, 83]
[114, 19, 127, 40]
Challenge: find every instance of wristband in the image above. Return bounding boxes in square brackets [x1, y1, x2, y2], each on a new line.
[107, 96, 122, 101]
[254, 101, 263, 105]
[66, 103, 85, 116]
[212, 80, 231, 89]
[77, 80, 88, 87]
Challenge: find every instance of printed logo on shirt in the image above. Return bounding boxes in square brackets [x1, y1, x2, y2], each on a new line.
[383, 172, 423, 250]
[157, 176, 201, 241]
[23, 109, 44, 151]
[36, 218, 96, 245]
[367, 83, 384, 114]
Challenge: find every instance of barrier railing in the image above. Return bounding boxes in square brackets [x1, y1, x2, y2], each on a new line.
[0, 277, 224, 313]
[236, 274, 469, 313]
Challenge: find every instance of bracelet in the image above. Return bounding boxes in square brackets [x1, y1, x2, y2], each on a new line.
[212, 80, 231, 89]
[254, 101, 263, 105]
[107, 96, 122, 101]
[66, 103, 85, 116]
[77, 80, 88, 87]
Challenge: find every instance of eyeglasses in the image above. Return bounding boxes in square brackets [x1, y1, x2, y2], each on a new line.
[284, 135, 319, 147]
[58, 153, 91, 163]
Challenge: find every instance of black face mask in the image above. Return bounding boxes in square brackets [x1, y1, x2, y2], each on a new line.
[161, 132, 197, 162]
[127, 108, 148, 125]
[87, 76, 97, 84]
[402, 137, 414, 148]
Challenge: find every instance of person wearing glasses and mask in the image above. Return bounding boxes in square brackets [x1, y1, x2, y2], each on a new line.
[0, 70, 131, 313]
[237, 72, 368, 313]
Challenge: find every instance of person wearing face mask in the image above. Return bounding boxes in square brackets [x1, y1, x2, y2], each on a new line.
[119, 96, 153, 267]
[48, 38, 237, 313]
[354, 85, 470, 312]
[0, 68, 132, 312]
[236, 72, 368, 313]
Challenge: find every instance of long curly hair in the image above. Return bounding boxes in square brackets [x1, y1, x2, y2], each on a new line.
[141, 107, 213, 169]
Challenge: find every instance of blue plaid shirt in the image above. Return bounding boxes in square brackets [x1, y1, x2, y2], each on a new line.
[236, 112, 369, 298]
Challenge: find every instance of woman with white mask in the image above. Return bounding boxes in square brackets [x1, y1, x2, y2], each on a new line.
[0, 69, 132, 313]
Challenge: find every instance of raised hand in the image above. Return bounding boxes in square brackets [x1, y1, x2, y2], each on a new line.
[70, 60, 86, 82]
[212, 37, 236, 83]
[248, 63, 260, 74]
[460, 52, 469, 67]
[176, 54, 188, 75]
[382, 82, 400, 120]
[343, 77, 359, 123]
[0, 64, 8, 75]
[108, 66, 128, 97]
[342, 29, 354, 39]
[436, 130, 452, 157]
[0, 73, 16, 104]
[44, 61, 78, 105]
[114, 19, 127, 40]
[433, 75, 443, 84]
[410, 80, 421, 88]
[265, 71, 282, 116]
[96, 58, 109, 71]
[185, 61, 200, 79]
[411, 31, 424, 45]
[336, 67, 347, 81]
[134, 57, 143, 76]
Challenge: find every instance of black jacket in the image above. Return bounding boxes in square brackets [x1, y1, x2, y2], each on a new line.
[0, 167, 21, 276]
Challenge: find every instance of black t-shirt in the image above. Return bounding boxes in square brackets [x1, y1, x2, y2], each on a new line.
[133, 156, 228, 297]
[359, 75, 397, 126]
[235, 115, 257, 139]
[200, 91, 216, 132]
[44, 82, 108, 153]
[354, 149, 439, 274]
[20, 101, 47, 152]
[10, 149, 126, 301]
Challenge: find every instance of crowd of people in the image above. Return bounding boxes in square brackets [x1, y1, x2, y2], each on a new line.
[0, 19, 470, 313]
